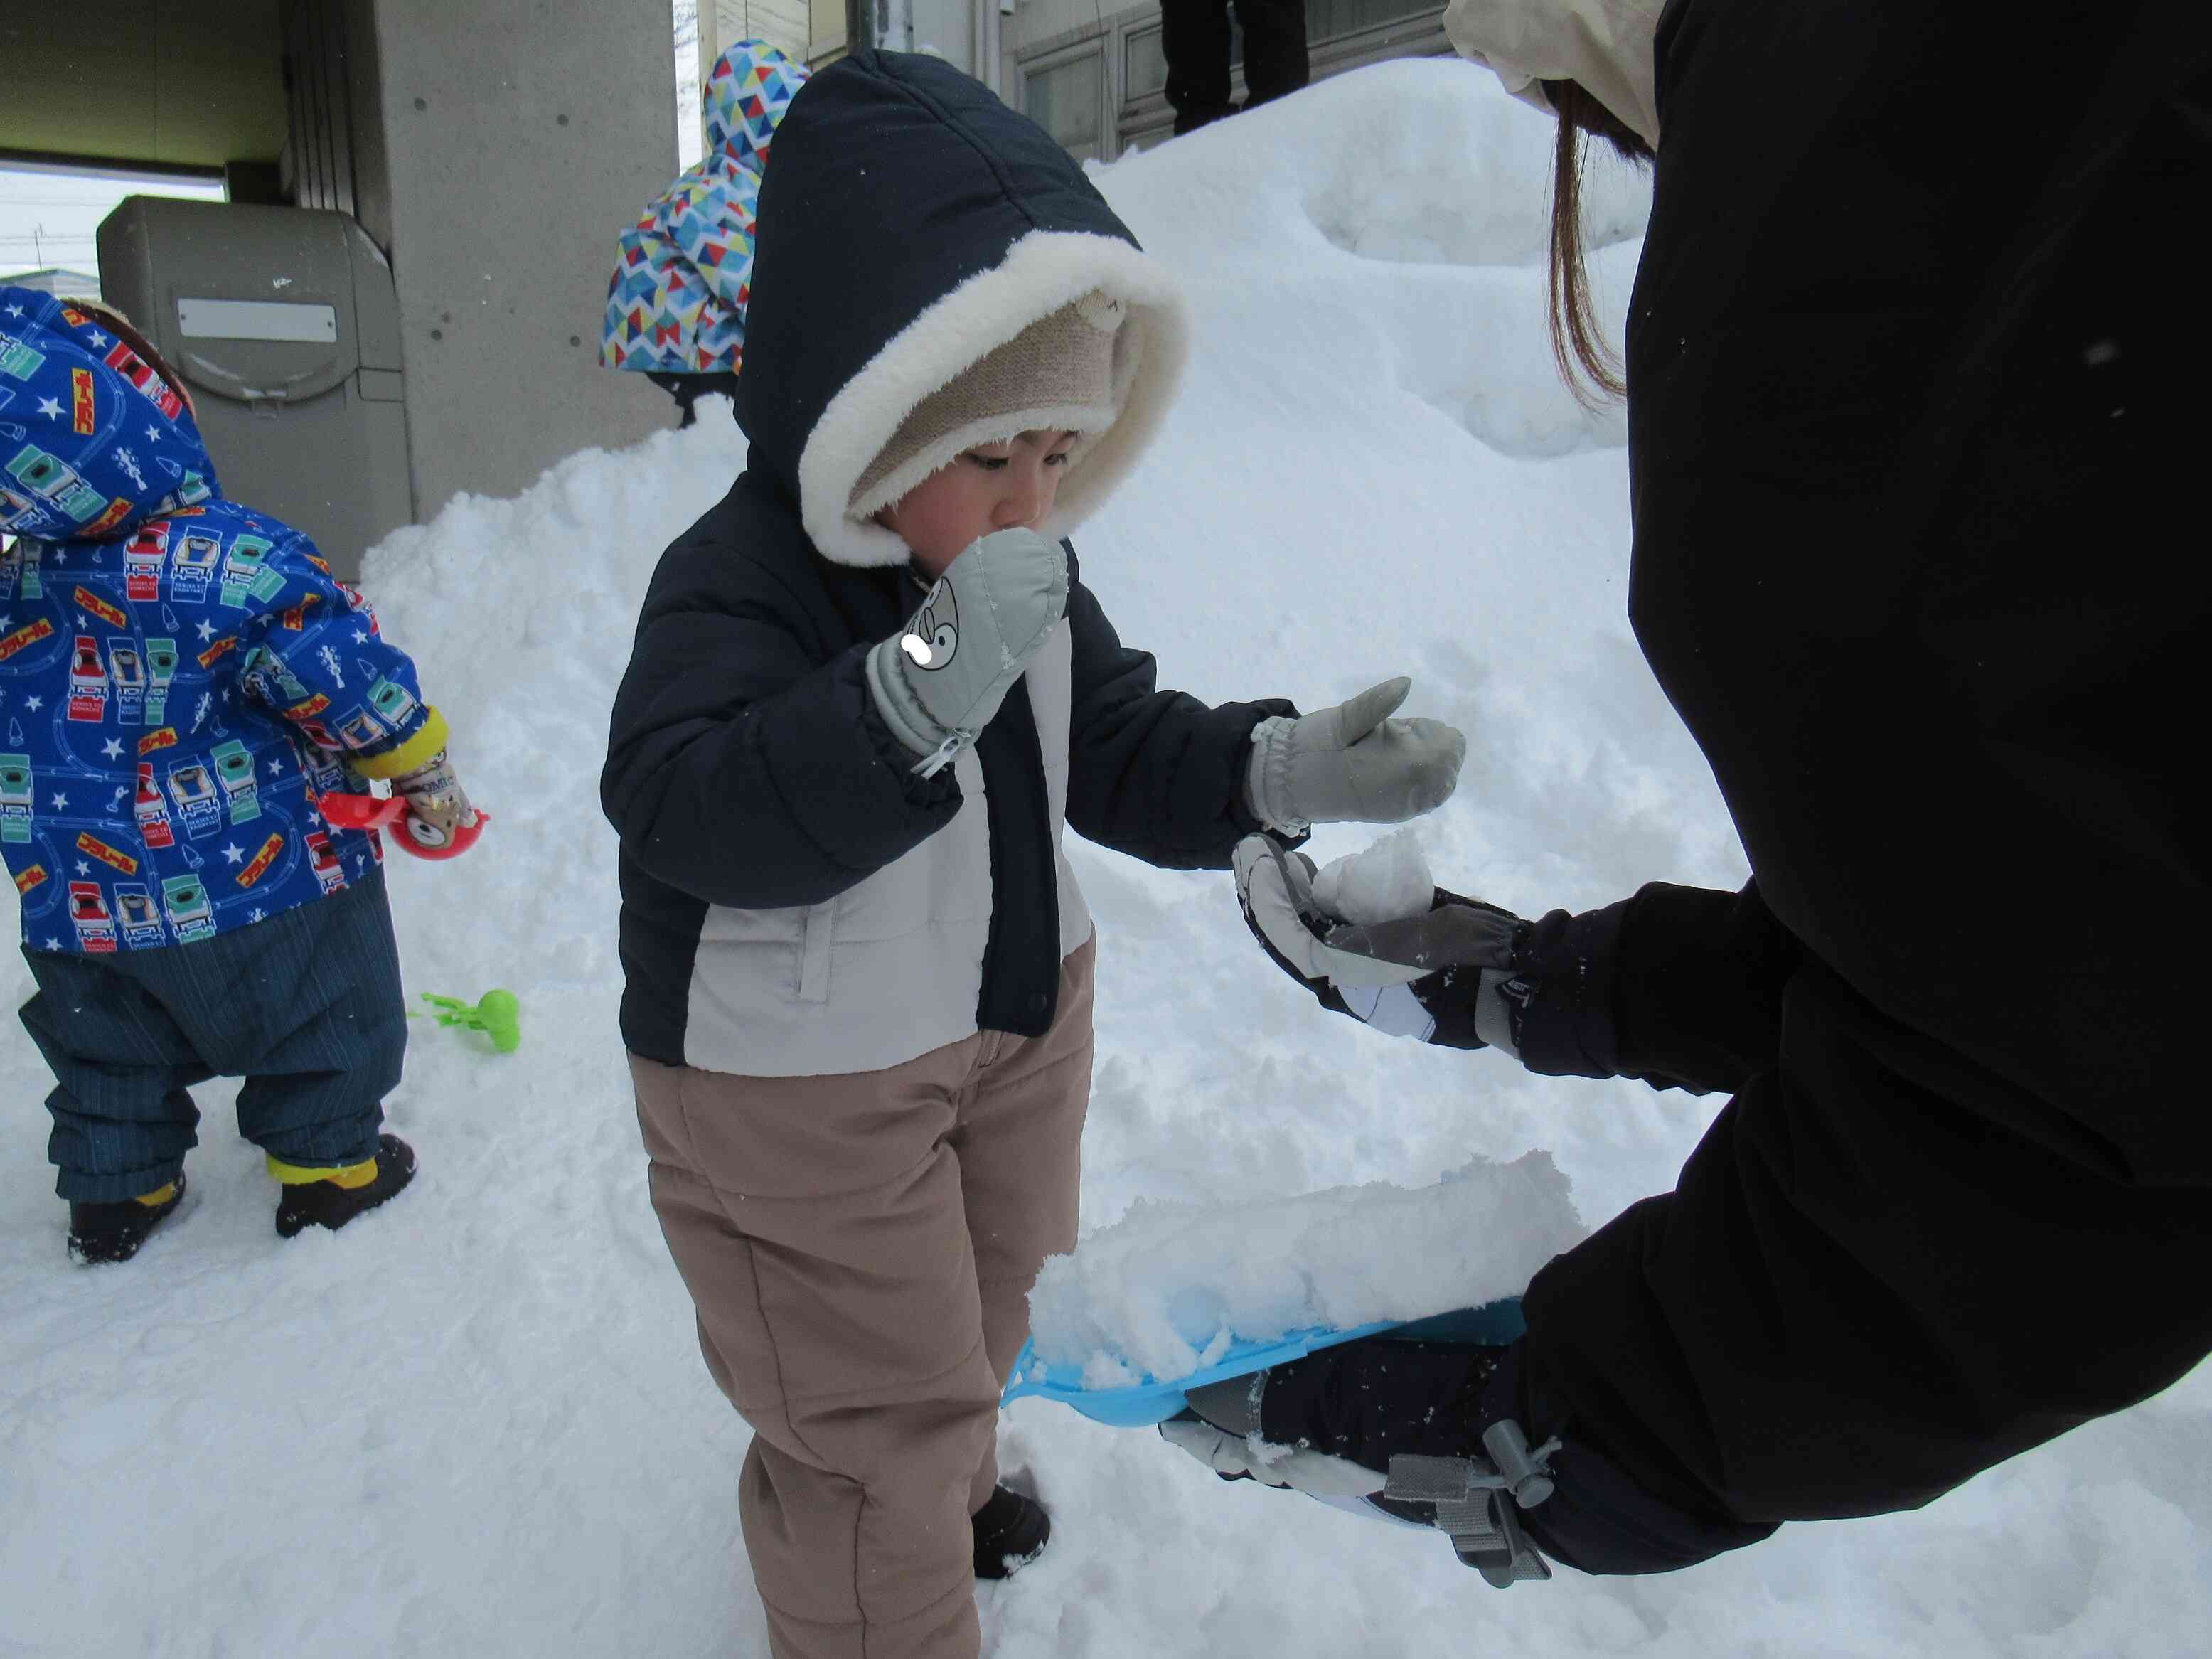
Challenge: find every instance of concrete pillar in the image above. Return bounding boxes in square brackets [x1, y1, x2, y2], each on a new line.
[353, 0, 677, 523]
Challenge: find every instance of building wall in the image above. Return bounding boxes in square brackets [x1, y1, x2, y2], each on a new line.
[0, 267, 104, 302]
[353, 0, 677, 522]
[808, 0, 850, 59]
[699, 0, 813, 78]
[908, 0, 973, 76]
[1003, 0, 1449, 159]
[1013, 0, 1098, 43]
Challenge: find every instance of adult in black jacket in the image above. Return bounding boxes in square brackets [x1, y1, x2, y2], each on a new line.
[1174, 0, 2212, 1581]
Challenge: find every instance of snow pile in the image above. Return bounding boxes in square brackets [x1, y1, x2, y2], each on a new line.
[3, 57, 2207, 1659]
[1027, 1152, 1581, 1387]
[1099, 57, 1650, 466]
[1310, 826, 1436, 924]
[351, 410, 747, 1000]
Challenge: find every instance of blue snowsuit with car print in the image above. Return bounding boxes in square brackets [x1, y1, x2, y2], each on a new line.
[1, 286, 444, 1200]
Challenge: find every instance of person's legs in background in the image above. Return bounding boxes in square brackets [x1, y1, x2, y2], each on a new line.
[1160, 0, 1238, 134]
[1233, 0, 1311, 113]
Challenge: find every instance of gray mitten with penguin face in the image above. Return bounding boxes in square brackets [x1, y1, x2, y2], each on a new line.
[865, 528, 1070, 777]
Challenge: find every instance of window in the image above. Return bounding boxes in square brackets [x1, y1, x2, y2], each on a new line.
[1124, 26, 1167, 101]
[1024, 48, 1108, 163]
[1308, 0, 1436, 43]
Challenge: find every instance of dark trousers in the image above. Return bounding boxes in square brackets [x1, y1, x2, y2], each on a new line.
[20, 871, 405, 1202]
[1160, 0, 1310, 135]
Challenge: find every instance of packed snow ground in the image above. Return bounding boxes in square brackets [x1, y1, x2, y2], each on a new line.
[4, 59, 2208, 1659]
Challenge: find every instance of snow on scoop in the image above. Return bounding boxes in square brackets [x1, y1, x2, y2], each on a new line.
[1000, 1299, 1529, 1428]
[1000, 1151, 1581, 1428]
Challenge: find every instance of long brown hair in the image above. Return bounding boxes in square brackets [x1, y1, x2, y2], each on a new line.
[1542, 79, 1655, 406]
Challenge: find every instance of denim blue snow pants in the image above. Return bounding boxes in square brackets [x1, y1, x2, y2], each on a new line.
[19, 868, 405, 1202]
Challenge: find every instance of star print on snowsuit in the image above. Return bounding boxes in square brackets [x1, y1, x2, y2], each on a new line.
[0, 286, 447, 954]
[599, 41, 809, 375]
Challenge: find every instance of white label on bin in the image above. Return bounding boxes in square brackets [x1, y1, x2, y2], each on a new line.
[176, 298, 338, 344]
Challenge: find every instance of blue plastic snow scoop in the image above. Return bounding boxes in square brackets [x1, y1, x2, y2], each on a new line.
[1000, 1298, 1528, 1429]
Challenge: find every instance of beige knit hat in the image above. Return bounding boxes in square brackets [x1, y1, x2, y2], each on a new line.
[848, 290, 1127, 521]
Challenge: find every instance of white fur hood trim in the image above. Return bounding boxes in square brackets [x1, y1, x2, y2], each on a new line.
[799, 229, 1190, 568]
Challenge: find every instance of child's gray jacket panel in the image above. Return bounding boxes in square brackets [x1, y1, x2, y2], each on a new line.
[679, 626, 1089, 1077]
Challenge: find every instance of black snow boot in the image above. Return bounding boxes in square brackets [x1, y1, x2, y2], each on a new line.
[972, 1485, 1051, 1579]
[274, 1134, 417, 1238]
[68, 1173, 188, 1265]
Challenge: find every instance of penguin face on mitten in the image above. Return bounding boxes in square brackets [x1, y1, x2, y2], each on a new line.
[900, 578, 960, 671]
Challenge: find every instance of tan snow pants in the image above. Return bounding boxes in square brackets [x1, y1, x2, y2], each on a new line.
[631, 937, 1096, 1659]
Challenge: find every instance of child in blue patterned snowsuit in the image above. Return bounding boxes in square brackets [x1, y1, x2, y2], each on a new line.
[0, 289, 471, 1261]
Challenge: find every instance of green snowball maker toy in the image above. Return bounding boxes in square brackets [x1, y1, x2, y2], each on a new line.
[412, 988, 522, 1054]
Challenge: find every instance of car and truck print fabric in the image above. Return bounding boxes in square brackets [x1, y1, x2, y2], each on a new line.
[1, 286, 439, 955]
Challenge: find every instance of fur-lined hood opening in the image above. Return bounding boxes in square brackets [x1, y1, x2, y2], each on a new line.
[734, 50, 1188, 568]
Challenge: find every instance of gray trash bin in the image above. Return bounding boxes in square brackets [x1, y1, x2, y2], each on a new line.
[96, 198, 412, 580]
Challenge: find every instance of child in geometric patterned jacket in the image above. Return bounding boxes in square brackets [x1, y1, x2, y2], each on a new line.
[0, 284, 475, 1262]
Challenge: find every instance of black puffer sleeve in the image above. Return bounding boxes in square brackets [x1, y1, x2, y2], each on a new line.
[601, 540, 958, 910]
[1498, 873, 2212, 1542]
[1508, 881, 1802, 1094]
[1062, 547, 1295, 870]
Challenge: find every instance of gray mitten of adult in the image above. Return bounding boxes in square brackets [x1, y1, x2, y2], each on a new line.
[391, 750, 476, 841]
[865, 528, 1069, 777]
[1244, 677, 1466, 833]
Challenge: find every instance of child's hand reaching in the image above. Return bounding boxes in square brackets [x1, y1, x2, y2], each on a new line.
[865, 528, 1070, 776]
[1244, 677, 1465, 833]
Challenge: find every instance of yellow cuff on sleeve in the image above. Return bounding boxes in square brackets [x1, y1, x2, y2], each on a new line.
[267, 1152, 380, 1189]
[344, 705, 451, 781]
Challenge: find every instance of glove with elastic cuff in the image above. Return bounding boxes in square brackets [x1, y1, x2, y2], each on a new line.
[865, 528, 1069, 777]
[1244, 677, 1465, 833]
